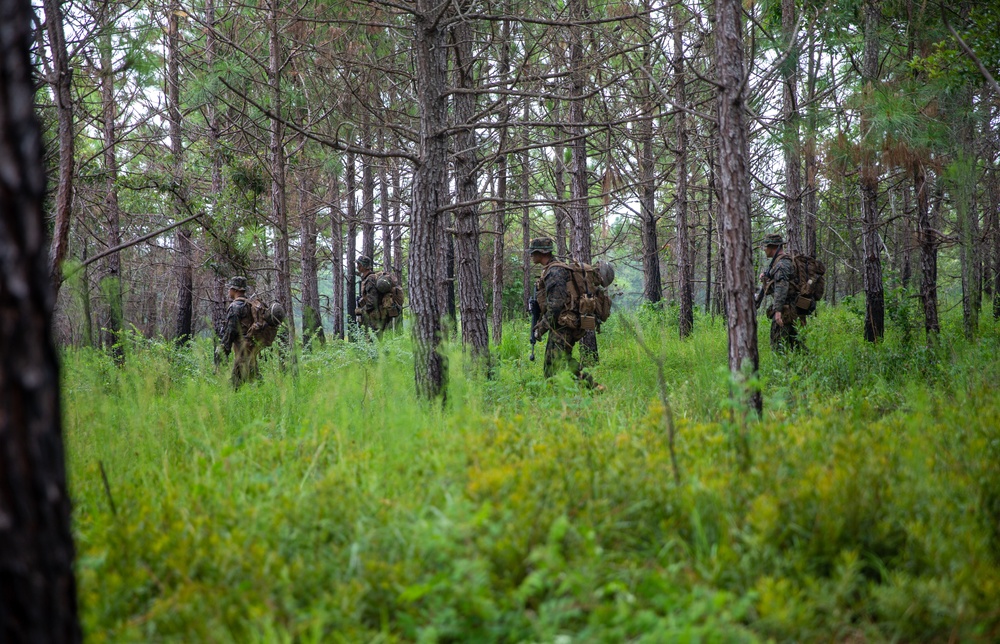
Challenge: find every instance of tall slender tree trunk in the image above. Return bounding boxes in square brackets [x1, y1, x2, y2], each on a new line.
[379, 129, 392, 270]
[169, 2, 193, 344]
[99, 30, 122, 361]
[346, 149, 357, 325]
[299, 175, 324, 347]
[715, 0, 760, 414]
[674, 5, 693, 335]
[269, 0, 296, 364]
[638, 0, 661, 305]
[0, 0, 80, 634]
[362, 121, 375, 261]
[205, 0, 229, 333]
[521, 102, 532, 312]
[452, 14, 489, 357]
[568, 0, 597, 360]
[491, 14, 512, 345]
[781, 0, 802, 252]
[860, 0, 885, 342]
[44, 0, 74, 294]
[392, 164, 404, 278]
[553, 99, 569, 259]
[803, 31, 818, 257]
[410, 0, 449, 398]
[330, 172, 345, 340]
[914, 161, 939, 340]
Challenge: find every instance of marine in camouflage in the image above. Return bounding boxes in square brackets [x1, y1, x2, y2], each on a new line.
[763, 240, 801, 352]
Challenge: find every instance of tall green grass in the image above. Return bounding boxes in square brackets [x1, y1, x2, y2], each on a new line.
[66, 303, 1000, 641]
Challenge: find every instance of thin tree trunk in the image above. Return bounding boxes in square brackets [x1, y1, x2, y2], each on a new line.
[860, 0, 885, 342]
[299, 175, 324, 347]
[99, 29, 123, 362]
[330, 172, 345, 340]
[346, 149, 358, 325]
[452, 15, 489, 357]
[362, 120, 375, 261]
[569, 0, 597, 360]
[674, 4, 692, 335]
[410, 1, 449, 398]
[269, 0, 296, 363]
[379, 129, 392, 270]
[0, 0, 80, 634]
[803, 30, 818, 257]
[639, 0, 661, 305]
[715, 0, 761, 414]
[392, 162, 404, 277]
[915, 161, 939, 339]
[781, 0, 802, 252]
[553, 99, 569, 259]
[491, 14, 512, 345]
[521, 102, 532, 312]
[169, 2, 193, 344]
[44, 0, 74, 294]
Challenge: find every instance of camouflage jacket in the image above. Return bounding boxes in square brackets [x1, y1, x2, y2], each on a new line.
[357, 272, 380, 315]
[536, 263, 572, 330]
[221, 297, 252, 355]
[769, 253, 797, 312]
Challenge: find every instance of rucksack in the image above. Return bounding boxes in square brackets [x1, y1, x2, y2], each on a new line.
[540, 261, 614, 331]
[374, 271, 404, 318]
[787, 253, 826, 314]
[245, 297, 284, 346]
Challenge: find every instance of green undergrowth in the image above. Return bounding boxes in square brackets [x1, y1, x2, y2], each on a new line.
[65, 304, 1000, 642]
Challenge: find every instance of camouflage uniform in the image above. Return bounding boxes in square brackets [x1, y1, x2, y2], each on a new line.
[765, 247, 801, 352]
[355, 256, 389, 333]
[221, 278, 259, 388]
[532, 239, 596, 387]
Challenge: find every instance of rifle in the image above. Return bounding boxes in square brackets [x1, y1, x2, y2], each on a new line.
[528, 296, 541, 361]
[754, 252, 779, 310]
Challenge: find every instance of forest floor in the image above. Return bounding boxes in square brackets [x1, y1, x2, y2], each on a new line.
[65, 298, 1000, 642]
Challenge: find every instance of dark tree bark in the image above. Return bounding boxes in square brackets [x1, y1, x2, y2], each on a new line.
[98, 28, 122, 362]
[568, 0, 598, 360]
[269, 0, 297, 362]
[803, 30, 818, 257]
[914, 161, 939, 340]
[0, 0, 81, 635]
[378, 129, 392, 271]
[491, 14, 512, 345]
[392, 163, 404, 278]
[330, 172, 345, 340]
[43, 0, 75, 293]
[860, 0, 885, 342]
[552, 98, 569, 260]
[345, 149, 358, 325]
[410, 0, 449, 398]
[362, 121, 375, 261]
[169, 2, 193, 344]
[673, 4, 693, 335]
[715, 0, 761, 414]
[781, 0, 802, 253]
[299, 175, 324, 347]
[452, 14, 489, 357]
[521, 102, 532, 313]
[638, 0, 661, 305]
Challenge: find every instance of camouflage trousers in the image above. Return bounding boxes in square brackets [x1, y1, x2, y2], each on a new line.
[769, 313, 801, 353]
[544, 326, 596, 388]
[231, 339, 260, 389]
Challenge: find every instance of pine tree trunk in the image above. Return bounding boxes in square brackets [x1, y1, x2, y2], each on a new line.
[553, 99, 569, 260]
[914, 162, 939, 339]
[674, 5, 692, 335]
[346, 149, 358, 325]
[860, 0, 885, 342]
[521, 103, 532, 313]
[379, 129, 392, 270]
[803, 31, 818, 257]
[452, 17, 490, 358]
[330, 173, 345, 340]
[99, 30, 123, 362]
[299, 175, 324, 347]
[169, 2, 193, 344]
[638, 0, 661, 305]
[410, 1, 449, 398]
[781, 0, 802, 252]
[44, 0, 74, 294]
[0, 0, 81, 634]
[492, 15, 512, 345]
[362, 121, 376, 261]
[715, 0, 761, 414]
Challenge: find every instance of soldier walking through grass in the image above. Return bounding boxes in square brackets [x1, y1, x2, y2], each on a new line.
[760, 233, 801, 352]
[219, 276, 284, 388]
[529, 238, 603, 390]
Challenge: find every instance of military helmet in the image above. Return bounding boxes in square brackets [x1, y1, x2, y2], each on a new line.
[594, 260, 615, 288]
[762, 233, 785, 247]
[228, 276, 248, 292]
[376, 275, 394, 294]
[264, 302, 286, 326]
[356, 255, 373, 269]
[528, 237, 555, 255]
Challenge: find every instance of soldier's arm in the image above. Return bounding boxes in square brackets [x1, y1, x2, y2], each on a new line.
[544, 267, 569, 328]
[771, 258, 793, 308]
[220, 302, 244, 356]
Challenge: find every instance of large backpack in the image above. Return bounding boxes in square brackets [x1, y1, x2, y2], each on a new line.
[246, 298, 284, 346]
[540, 261, 614, 331]
[375, 271, 404, 318]
[788, 253, 826, 314]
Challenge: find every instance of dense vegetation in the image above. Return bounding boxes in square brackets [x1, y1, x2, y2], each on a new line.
[67, 303, 1000, 641]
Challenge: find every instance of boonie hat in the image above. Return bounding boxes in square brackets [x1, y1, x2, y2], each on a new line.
[228, 276, 248, 291]
[762, 233, 785, 247]
[528, 237, 555, 255]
